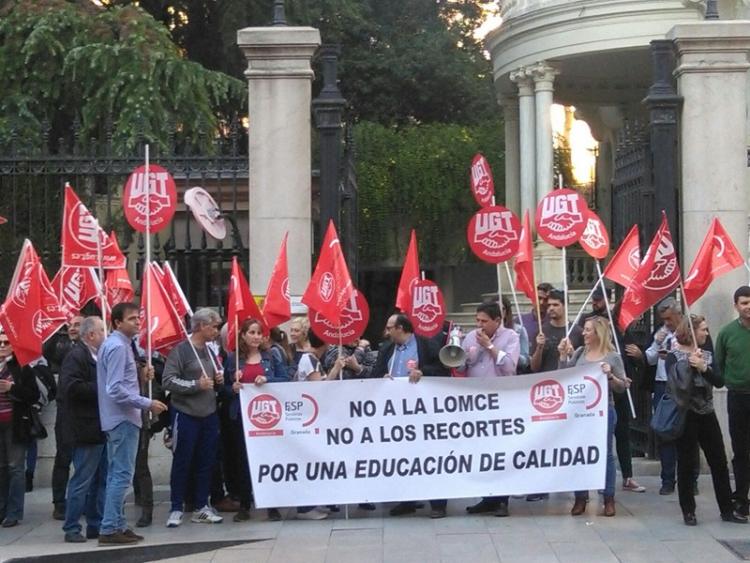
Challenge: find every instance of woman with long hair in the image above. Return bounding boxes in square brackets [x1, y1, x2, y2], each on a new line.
[559, 316, 629, 517]
[666, 315, 746, 526]
[224, 318, 288, 522]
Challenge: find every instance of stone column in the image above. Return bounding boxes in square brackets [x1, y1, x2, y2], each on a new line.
[500, 96, 521, 216]
[510, 69, 536, 216]
[237, 25, 321, 299]
[668, 22, 750, 330]
[529, 62, 558, 202]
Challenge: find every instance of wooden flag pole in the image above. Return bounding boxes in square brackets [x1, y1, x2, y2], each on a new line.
[491, 197, 503, 304]
[94, 218, 108, 338]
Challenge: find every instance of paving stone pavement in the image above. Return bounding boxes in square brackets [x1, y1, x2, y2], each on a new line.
[2, 475, 749, 563]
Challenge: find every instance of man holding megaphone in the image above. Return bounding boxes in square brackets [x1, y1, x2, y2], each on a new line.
[456, 300, 520, 518]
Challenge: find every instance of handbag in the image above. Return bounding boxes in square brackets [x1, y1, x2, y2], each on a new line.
[29, 407, 48, 440]
[650, 392, 686, 442]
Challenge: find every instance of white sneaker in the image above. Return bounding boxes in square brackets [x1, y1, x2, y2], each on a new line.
[166, 510, 183, 527]
[296, 508, 328, 520]
[191, 505, 224, 524]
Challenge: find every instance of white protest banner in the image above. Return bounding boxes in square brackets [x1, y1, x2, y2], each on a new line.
[239, 364, 608, 508]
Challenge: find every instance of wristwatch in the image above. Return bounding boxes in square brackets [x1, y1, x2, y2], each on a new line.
[487, 344, 495, 351]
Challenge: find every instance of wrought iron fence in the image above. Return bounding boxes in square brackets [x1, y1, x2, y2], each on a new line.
[0, 117, 249, 313]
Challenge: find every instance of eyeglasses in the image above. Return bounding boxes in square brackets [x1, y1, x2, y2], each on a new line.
[0, 341, 10, 346]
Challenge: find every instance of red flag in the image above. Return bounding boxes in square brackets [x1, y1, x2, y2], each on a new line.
[302, 221, 354, 325]
[226, 257, 266, 352]
[469, 154, 495, 208]
[139, 262, 185, 353]
[619, 213, 681, 330]
[513, 211, 537, 305]
[105, 268, 134, 309]
[603, 225, 641, 288]
[395, 230, 420, 313]
[161, 262, 192, 318]
[61, 185, 126, 269]
[263, 233, 291, 329]
[52, 267, 100, 320]
[0, 241, 47, 365]
[683, 218, 745, 306]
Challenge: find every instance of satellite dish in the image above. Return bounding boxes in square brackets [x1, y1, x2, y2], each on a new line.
[184, 187, 227, 240]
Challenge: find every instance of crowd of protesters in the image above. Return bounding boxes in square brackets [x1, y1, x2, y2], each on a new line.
[1, 283, 750, 545]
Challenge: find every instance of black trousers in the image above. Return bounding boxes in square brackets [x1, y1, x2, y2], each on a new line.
[51, 423, 72, 506]
[614, 391, 633, 480]
[728, 390, 750, 505]
[676, 409, 733, 516]
[133, 427, 153, 509]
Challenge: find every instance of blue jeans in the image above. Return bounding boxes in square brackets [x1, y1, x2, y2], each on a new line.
[170, 410, 219, 512]
[0, 425, 26, 521]
[653, 381, 676, 486]
[576, 405, 617, 499]
[100, 422, 139, 535]
[63, 444, 107, 535]
[25, 439, 37, 475]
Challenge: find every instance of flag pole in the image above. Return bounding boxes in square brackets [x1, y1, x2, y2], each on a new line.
[504, 262, 523, 332]
[491, 197, 503, 304]
[556, 176, 570, 335]
[145, 144, 153, 409]
[235, 313, 239, 379]
[595, 261, 636, 419]
[94, 219, 108, 338]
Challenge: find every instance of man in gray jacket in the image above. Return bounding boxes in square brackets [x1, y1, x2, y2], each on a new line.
[162, 309, 224, 528]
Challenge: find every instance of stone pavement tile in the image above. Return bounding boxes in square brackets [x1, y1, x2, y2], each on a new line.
[325, 546, 383, 563]
[549, 540, 619, 563]
[145, 555, 215, 563]
[435, 532, 500, 563]
[491, 533, 559, 563]
[607, 542, 681, 563]
[663, 539, 742, 563]
[484, 513, 541, 535]
[211, 547, 274, 563]
[222, 539, 276, 550]
[328, 527, 382, 548]
[431, 513, 490, 533]
[267, 544, 328, 563]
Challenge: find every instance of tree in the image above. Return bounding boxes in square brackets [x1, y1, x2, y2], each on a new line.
[104, 0, 497, 125]
[0, 0, 246, 153]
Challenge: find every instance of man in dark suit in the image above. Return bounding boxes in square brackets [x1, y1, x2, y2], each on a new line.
[371, 313, 449, 518]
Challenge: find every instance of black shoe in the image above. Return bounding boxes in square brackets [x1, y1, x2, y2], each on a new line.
[494, 502, 509, 517]
[25, 471, 33, 493]
[86, 527, 99, 539]
[267, 508, 282, 521]
[683, 513, 697, 526]
[736, 500, 750, 517]
[466, 499, 498, 514]
[1, 518, 19, 528]
[526, 493, 548, 502]
[136, 510, 152, 528]
[233, 509, 251, 522]
[327, 505, 341, 513]
[98, 532, 138, 546]
[64, 532, 86, 543]
[389, 502, 417, 517]
[358, 503, 376, 511]
[52, 504, 66, 521]
[429, 508, 447, 519]
[721, 511, 748, 524]
[659, 484, 675, 496]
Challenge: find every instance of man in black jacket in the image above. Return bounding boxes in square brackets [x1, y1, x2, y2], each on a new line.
[0, 332, 41, 528]
[59, 316, 107, 543]
[371, 314, 450, 518]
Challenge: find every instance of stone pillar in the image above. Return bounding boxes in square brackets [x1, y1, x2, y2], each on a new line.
[237, 25, 321, 298]
[510, 69, 536, 216]
[529, 62, 558, 202]
[668, 22, 750, 330]
[500, 96, 521, 216]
